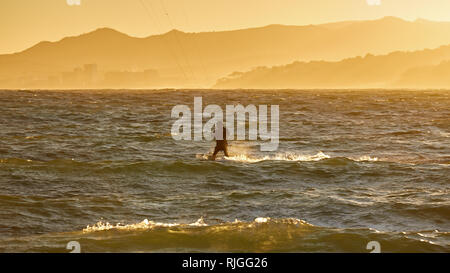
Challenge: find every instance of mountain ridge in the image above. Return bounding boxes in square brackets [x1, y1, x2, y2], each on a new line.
[3, 16, 450, 88]
[10, 16, 448, 56]
[214, 44, 450, 89]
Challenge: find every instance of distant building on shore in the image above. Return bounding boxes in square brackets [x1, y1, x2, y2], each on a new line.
[62, 64, 98, 87]
[103, 69, 159, 87]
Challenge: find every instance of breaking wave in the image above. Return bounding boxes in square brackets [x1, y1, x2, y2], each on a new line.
[196, 151, 378, 163]
[83, 217, 209, 232]
[73, 217, 450, 253]
[83, 217, 312, 233]
[1, 217, 448, 252]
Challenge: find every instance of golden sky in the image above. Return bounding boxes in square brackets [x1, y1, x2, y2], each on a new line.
[1, 0, 450, 54]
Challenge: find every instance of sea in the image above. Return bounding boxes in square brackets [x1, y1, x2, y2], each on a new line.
[0, 89, 449, 252]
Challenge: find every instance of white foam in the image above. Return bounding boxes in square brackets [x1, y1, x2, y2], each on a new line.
[83, 217, 207, 232]
[352, 155, 379, 162]
[199, 150, 380, 163]
[254, 217, 270, 223]
[225, 151, 331, 163]
[82, 217, 311, 233]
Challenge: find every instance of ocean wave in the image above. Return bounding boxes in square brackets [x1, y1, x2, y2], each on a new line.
[197, 152, 378, 163]
[83, 217, 209, 232]
[74, 217, 449, 252]
[0, 158, 34, 164]
[352, 155, 379, 162]
[224, 151, 331, 163]
[83, 217, 311, 233]
[1, 217, 448, 252]
[2, 154, 447, 174]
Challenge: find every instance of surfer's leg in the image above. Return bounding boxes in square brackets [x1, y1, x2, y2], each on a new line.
[211, 147, 219, 161]
[223, 146, 229, 157]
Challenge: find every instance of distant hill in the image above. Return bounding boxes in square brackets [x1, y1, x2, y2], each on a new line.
[214, 45, 450, 89]
[394, 61, 450, 88]
[3, 17, 450, 88]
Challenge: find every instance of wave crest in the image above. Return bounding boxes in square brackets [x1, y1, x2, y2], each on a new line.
[197, 151, 379, 163]
[226, 151, 331, 163]
[83, 217, 208, 232]
[82, 217, 311, 233]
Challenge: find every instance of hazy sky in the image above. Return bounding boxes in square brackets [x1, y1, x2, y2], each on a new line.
[1, 0, 450, 54]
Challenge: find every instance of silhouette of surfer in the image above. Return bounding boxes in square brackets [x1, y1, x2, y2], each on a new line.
[211, 122, 229, 160]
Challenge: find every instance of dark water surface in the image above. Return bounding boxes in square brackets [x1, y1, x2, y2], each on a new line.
[0, 89, 449, 252]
